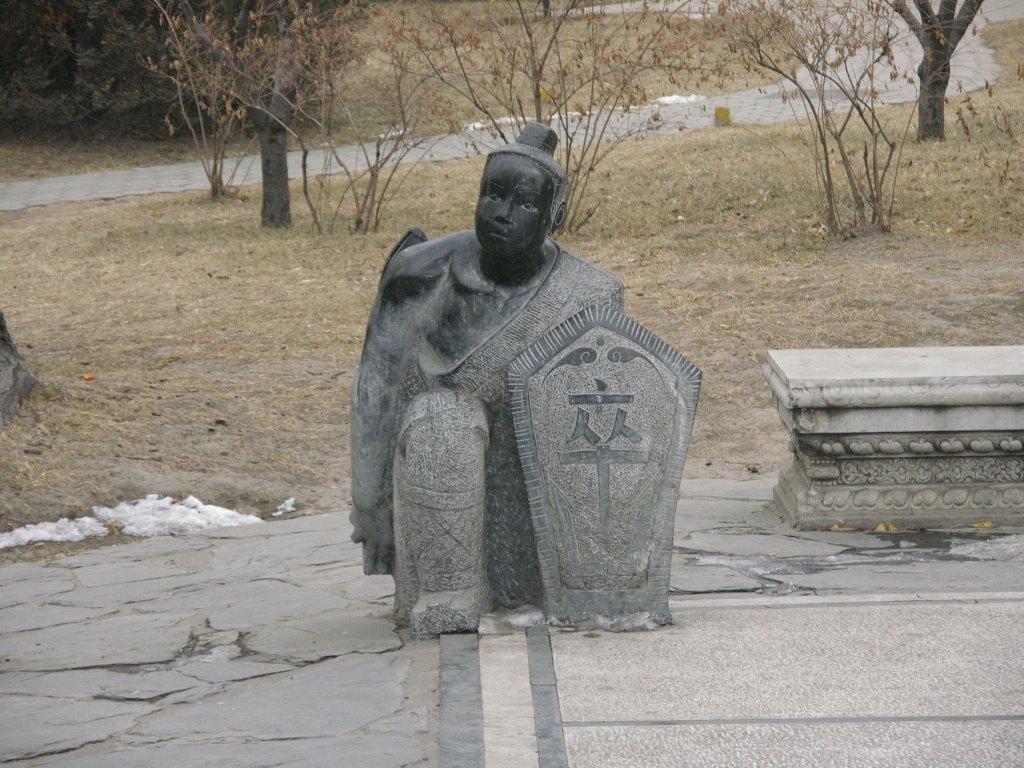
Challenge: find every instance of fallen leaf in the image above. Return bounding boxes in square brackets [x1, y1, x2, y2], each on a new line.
[83, 375, 96, 381]
[971, 520, 996, 529]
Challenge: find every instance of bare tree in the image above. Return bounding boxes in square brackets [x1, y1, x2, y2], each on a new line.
[889, 1, 985, 141]
[329, 13, 442, 235]
[153, 0, 341, 227]
[728, 0, 915, 233]
[149, 1, 246, 199]
[399, 0, 714, 231]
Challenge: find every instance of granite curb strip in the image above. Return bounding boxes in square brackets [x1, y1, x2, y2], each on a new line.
[527, 626, 570, 768]
[440, 633, 485, 767]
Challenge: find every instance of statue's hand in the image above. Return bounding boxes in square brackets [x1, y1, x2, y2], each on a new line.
[349, 505, 395, 575]
[361, 540, 395, 575]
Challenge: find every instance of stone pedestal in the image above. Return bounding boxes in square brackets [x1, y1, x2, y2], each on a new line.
[763, 347, 1024, 529]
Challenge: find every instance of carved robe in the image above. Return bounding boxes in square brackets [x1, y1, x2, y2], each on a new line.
[350, 230, 623, 608]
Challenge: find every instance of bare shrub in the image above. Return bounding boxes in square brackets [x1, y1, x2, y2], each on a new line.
[148, 1, 248, 199]
[397, 0, 716, 231]
[726, 0, 915, 234]
[295, 9, 445, 234]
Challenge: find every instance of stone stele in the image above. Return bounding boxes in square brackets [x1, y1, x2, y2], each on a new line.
[509, 304, 702, 628]
[763, 346, 1024, 529]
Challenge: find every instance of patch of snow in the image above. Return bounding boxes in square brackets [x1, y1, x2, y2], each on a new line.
[273, 497, 296, 517]
[379, 125, 409, 141]
[93, 494, 262, 537]
[949, 535, 1024, 562]
[654, 94, 704, 105]
[478, 605, 546, 635]
[462, 115, 524, 132]
[553, 612, 662, 632]
[187, 645, 242, 664]
[0, 517, 108, 550]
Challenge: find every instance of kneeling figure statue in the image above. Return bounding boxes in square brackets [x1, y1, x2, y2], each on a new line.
[350, 124, 622, 637]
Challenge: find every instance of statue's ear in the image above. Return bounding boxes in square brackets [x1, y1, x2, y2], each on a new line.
[551, 202, 567, 233]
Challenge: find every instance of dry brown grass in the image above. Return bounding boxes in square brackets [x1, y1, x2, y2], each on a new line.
[0, 19, 1021, 562]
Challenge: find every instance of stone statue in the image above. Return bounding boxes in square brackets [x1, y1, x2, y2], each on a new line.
[1, 312, 36, 430]
[350, 123, 623, 637]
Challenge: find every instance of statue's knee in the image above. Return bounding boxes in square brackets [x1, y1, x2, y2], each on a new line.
[392, 391, 489, 634]
[398, 391, 489, 494]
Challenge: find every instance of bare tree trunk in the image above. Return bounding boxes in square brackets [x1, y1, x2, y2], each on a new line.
[917, 52, 950, 141]
[890, 0, 984, 143]
[0, 312, 36, 430]
[257, 112, 292, 227]
[255, 4, 302, 230]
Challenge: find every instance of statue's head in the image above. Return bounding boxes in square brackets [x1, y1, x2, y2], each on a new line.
[475, 123, 569, 262]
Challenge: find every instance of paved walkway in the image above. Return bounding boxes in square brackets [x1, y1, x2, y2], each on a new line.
[3, 478, 1023, 766]
[1, 0, 1021, 213]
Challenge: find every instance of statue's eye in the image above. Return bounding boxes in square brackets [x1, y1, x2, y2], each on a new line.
[522, 201, 538, 213]
[486, 191, 502, 202]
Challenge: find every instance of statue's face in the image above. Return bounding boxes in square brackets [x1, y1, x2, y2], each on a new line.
[475, 154, 554, 262]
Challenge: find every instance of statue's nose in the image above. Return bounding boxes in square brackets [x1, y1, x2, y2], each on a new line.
[496, 197, 514, 223]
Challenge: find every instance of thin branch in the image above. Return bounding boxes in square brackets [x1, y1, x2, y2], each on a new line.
[890, 0, 925, 42]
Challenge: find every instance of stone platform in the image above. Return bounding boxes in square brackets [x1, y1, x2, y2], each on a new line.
[763, 346, 1024, 529]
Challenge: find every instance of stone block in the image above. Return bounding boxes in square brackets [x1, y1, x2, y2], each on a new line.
[763, 346, 1024, 529]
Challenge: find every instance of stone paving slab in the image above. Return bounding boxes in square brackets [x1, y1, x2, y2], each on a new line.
[778, 557, 1024, 594]
[562, 720, 1024, 768]
[670, 562, 764, 593]
[679, 530, 848, 557]
[0, 509, 430, 767]
[552, 601, 1024, 723]
[543, 597, 1024, 767]
[14, 735, 429, 768]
